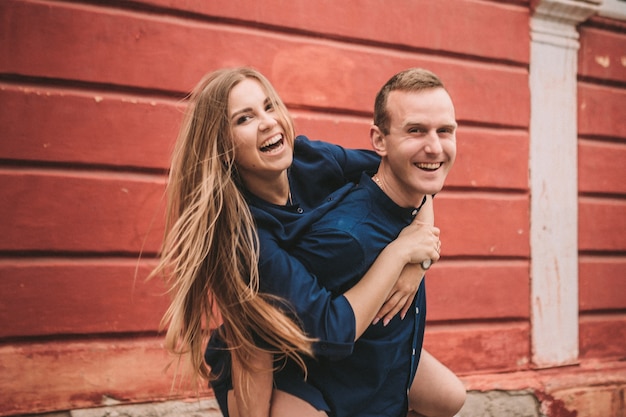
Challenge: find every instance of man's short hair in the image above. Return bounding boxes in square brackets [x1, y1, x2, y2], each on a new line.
[374, 68, 446, 135]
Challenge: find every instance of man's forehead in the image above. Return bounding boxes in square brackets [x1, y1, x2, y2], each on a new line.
[387, 89, 456, 125]
[387, 86, 450, 102]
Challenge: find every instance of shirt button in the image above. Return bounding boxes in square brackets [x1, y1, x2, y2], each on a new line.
[416, 307, 419, 315]
[297, 207, 304, 214]
[411, 209, 418, 216]
[412, 348, 416, 356]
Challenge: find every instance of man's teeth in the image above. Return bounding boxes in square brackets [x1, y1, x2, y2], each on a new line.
[416, 162, 441, 170]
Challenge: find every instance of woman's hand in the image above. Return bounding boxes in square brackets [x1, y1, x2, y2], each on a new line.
[373, 263, 424, 326]
[390, 217, 441, 266]
[374, 217, 441, 326]
[344, 196, 440, 338]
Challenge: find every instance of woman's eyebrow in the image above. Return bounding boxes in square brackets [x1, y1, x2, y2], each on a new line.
[230, 106, 252, 121]
[230, 97, 271, 121]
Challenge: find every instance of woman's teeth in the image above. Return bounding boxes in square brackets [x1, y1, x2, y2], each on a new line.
[260, 135, 283, 152]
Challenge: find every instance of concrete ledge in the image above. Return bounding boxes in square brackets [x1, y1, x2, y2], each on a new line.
[20, 360, 626, 417]
[21, 399, 222, 417]
[458, 390, 541, 417]
[70, 399, 222, 417]
[459, 359, 626, 417]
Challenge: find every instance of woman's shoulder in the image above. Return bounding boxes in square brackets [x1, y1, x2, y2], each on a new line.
[293, 135, 342, 161]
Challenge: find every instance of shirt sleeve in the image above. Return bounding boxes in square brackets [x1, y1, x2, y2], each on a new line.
[257, 227, 361, 360]
[331, 145, 380, 182]
[296, 135, 380, 183]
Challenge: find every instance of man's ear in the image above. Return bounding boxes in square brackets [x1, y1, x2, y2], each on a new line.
[370, 125, 387, 156]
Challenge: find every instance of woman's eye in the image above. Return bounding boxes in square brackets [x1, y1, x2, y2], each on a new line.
[265, 102, 275, 112]
[236, 115, 251, 125]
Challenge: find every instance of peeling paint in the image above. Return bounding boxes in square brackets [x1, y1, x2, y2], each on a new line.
[621, 56, 626, 67]
[594, 55, 610, 68]
[535, 391, 577, 417]
[101, 395, 122, 406]
[94, 96, 104, 103]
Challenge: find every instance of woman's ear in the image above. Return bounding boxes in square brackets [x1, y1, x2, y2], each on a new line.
[370, 125, 387, 156]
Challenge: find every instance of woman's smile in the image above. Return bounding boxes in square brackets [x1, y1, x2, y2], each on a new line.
[260, 133, 286, 153]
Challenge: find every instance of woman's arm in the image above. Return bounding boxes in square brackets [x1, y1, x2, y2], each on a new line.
[373, 195, 435, 325]
[343, 212, 439, 337]
[258, 214, 439, 358]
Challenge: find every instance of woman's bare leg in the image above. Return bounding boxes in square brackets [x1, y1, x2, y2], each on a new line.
[227, 389, 328, 417]
[270, 390, 328, 417]
[408, 349, 466, 417]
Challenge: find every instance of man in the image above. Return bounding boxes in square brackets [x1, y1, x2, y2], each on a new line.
[289, 68, 465, 417]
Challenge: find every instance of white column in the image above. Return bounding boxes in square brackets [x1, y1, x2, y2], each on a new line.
[529, 0, 599, 368]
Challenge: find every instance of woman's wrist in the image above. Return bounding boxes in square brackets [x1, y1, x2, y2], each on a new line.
[384, 240, 413, 266]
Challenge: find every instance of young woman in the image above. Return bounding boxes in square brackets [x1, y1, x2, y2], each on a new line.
[152, 67, 462, 417]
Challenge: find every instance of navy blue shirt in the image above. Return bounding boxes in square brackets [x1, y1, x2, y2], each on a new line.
[289, 172, 427, 417]
[247, 137, 380, 357]
[205, 136, 426, 417]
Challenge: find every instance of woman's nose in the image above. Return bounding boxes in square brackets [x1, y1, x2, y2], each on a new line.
[258, 112, 278, 131]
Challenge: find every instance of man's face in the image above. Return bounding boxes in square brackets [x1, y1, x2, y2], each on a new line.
[373, 87, 457, 205]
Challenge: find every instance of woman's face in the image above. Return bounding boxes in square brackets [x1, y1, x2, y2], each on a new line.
[228, 78, 293, 184]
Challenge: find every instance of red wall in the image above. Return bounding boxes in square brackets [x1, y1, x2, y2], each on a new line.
[0, 0, 623, 416]
[577, 16, 626, 363]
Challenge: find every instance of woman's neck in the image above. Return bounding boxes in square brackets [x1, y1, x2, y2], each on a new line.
[244, 170, 290, 205]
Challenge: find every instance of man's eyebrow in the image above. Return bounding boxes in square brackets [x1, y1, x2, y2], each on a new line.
[404, 120, 458, 127]
[440, 122, 458, 130]
[403, 121, 427, 129]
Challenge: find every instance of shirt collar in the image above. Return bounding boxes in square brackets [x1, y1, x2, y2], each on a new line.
[360, 172, 426, 222]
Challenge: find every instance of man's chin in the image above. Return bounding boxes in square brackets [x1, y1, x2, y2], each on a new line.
[419, 184, 446, 196]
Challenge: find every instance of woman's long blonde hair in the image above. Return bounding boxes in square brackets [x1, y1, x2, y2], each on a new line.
[151, 67, 313, 386]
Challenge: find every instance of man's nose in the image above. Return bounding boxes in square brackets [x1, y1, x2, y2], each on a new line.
[424, 131, 443, 154]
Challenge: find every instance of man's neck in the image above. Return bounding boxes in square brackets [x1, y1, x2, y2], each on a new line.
[372, 168, 426, 209]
